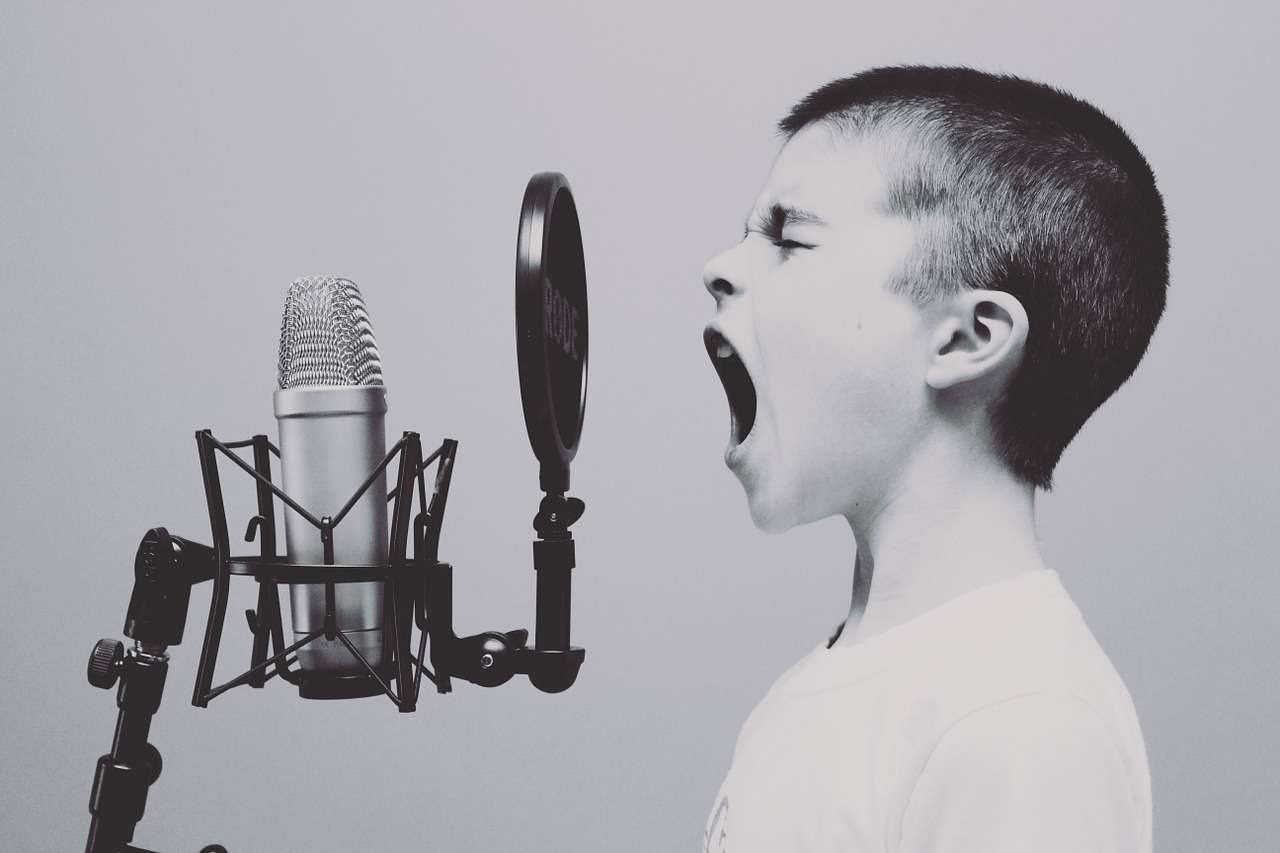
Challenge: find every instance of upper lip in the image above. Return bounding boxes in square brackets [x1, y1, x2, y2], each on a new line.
[703, 323, 735, 360]
[704, 323, 758, 446]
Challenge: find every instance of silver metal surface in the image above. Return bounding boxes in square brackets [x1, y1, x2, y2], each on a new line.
[274, 276, 390, 675]
[277, 276, 384, 389]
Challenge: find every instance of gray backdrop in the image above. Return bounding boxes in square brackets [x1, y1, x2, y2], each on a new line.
[3, 2, 1276, 851]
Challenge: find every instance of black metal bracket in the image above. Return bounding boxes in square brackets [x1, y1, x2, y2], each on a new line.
[185, 430, 440, 709]
[422, 490, 587, 695]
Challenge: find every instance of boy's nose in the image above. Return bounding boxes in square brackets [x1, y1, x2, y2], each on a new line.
[702, 246, 744, 304]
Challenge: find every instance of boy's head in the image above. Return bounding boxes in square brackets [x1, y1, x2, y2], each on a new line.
[703, 66, 1168, 532]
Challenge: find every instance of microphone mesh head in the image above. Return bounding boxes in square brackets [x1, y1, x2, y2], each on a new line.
[277, 276, 384, 389]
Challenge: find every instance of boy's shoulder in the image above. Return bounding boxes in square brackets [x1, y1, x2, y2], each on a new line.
[749, 570, 1145, 769]
[713, 571, 1151, 852]
[948, 570, 1116, 670]
[887, 570, 1153, 851]
[894, 570, 1143, 742]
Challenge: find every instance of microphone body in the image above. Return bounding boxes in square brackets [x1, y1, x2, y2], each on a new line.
[275, 386, 388, 674]
[273, 275, 389, 678]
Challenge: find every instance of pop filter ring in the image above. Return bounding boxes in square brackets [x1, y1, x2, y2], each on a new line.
[516, 172, 588, 495]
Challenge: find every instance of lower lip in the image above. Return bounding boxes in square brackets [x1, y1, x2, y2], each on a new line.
[725, 425, 757, 469]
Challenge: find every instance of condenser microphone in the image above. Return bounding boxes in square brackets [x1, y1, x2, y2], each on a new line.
[274, 276, 389, 686]
[80, 173, 591, 853]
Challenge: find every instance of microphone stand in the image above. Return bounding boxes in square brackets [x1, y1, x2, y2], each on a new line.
[83, 432, 586, 853]
[84, 530, 224, 853]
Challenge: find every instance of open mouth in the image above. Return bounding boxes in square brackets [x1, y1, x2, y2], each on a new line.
[704, 327, 757, 446]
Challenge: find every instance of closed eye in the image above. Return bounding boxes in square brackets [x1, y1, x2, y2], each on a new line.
[772, 238, 813, 256]
[741, 226, 809, 248]
[744, 205, 819, 256]
[742, 225, 813, 254]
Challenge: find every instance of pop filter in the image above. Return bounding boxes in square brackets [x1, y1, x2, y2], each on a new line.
[516, 172, 588, 495]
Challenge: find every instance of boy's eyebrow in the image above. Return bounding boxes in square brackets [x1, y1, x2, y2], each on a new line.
[743, 202, 827, 237]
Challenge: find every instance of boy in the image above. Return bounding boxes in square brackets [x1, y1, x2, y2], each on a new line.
[701, 66, 1167, 852]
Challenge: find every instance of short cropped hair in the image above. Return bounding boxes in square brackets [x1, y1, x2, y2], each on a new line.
[780, 66, 1169, 489]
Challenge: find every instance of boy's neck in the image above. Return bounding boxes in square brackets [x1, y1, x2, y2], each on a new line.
[831, 437, 1044, 648]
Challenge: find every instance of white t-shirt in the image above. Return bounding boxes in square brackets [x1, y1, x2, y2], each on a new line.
[703, 570, 1150, 853]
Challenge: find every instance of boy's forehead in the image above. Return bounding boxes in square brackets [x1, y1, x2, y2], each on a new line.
[753, 124, 888, 222]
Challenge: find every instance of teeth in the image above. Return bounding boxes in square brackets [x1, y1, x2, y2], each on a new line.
[716, 342, 733, 359]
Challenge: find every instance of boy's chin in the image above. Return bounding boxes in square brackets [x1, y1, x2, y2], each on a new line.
[744, 486, 804, 534]
[743, 472, 846, 533]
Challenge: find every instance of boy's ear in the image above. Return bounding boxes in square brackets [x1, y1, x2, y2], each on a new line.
[925, 289, 1028, 392]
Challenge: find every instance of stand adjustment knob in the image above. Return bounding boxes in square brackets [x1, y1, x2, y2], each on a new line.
[87, 639, 124, 689]
[139, 741, 164, 785]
